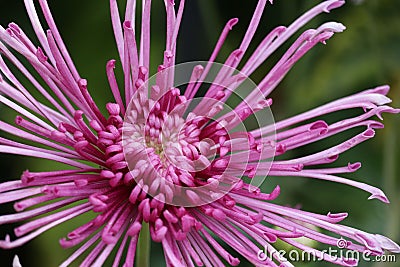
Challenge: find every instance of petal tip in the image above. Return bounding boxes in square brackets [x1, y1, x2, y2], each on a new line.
[13, 255, 22, 267]
[368, 192, 389, 204]
[325, 0, 346, 13]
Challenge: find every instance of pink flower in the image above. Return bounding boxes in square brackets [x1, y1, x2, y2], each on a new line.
[0, 0, 399, 266]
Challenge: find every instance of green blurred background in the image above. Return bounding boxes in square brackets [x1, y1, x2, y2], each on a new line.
[0, 0, 399, 266]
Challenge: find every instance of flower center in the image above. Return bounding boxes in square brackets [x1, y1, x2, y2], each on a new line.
[121, 87, 236, 207]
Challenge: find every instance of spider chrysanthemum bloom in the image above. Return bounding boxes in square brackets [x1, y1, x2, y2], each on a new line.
[0, 0, 399, 266]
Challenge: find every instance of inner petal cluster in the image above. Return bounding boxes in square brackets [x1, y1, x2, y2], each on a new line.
[122, 86, 243, 209]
